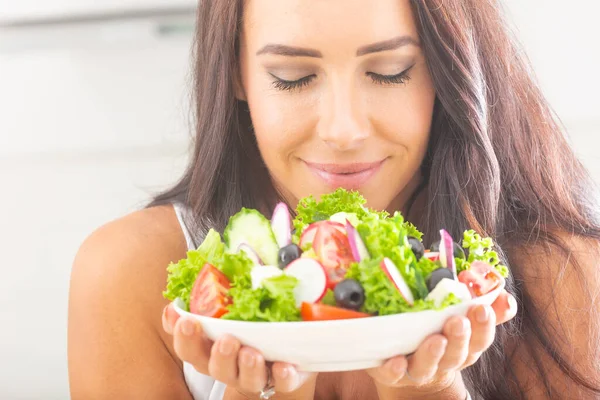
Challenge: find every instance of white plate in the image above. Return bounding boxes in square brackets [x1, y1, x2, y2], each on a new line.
[173, 278, 504, 372]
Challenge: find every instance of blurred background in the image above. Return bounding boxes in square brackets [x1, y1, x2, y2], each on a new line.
[0, 1, 598, 399]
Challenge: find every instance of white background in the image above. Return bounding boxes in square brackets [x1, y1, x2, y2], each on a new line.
[1, 1, 599, 399]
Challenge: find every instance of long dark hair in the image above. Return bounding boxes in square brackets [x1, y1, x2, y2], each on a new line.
[150, 0, 600, 398]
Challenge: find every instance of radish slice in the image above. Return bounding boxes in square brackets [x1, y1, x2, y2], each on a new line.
[237, 242, 263, 266]
[424, 251, 440, 262]
[439, 229, 457, 278]
[271, 202, 292, 248]
[381, 258, 414, 306]
[250, 265, 283, 289]
[284, 258, 328, 307]
[345, 220, 369, 262]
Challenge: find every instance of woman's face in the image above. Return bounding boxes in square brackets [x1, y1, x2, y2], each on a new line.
[238, 0, 436, 212]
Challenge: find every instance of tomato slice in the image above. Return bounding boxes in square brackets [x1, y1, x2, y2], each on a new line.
[189, 263, 232, 318]
[313, 222, 356, 289]
[301, 302, 370, 321]
[458, 261, 501, 297]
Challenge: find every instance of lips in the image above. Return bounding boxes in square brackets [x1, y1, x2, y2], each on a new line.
[304, 159, 386, 190]
[304, 161, 385, 175]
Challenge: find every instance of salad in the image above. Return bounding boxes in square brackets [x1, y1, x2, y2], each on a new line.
[164, 189, 508, 322]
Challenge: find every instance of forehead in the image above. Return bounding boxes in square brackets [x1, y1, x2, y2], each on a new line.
[242, 0, 419, 53]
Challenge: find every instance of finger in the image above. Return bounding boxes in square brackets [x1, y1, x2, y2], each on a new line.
[237, 347, 267, 394]
[492, 291, 518, 325]
[162, 303, 180, 335]
[405, 335, 448, 383]
[437, 317, 471, 372]
[272, 363, 315, 393]
[367, 356, 408, 386]
[464, 305, 496, 367]
[173, 317, 213, 375]
[207, 335, 241, 386]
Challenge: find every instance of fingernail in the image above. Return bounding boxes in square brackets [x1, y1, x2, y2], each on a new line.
[476, 306, 490, 323]
[392, 359, 405, 375]
[280, 366, 290, 379]
[508, 295, 518, 311]
[430, 340, 447, 356]
[452, 319, 467, 336]
[243, 352, 255, 367]
[219, 339, 234, 356]
[180, 319, 196, 336]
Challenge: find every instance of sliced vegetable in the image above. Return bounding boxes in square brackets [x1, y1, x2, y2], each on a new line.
[329, 211, 360, 227]
[237, 242, 263, 266]
[423, 251, 440, 262]
[250, 265, 283, 290]
[224, 208, 279, 266]
[284, 258, 328, 306]
[301, 302, 370, 321]
[271, 202, 292, 248]
[189, 264, 231, 318]
[439, 229, 457, 278]
[299, 220, 345, 249]
[313, 222, 356, 289]
[381, 257, 415, 306]
[345, 220, 370, 262]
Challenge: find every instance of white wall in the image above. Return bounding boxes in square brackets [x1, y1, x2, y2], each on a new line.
[0, 1, 599, 399]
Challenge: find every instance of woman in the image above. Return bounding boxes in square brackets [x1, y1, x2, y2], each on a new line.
[68, 0, 600, 399]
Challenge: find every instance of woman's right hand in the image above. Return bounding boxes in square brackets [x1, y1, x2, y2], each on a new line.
[162, 303, 317, 399]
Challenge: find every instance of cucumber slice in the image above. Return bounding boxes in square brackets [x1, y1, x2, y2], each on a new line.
[224, 208, 279, 266]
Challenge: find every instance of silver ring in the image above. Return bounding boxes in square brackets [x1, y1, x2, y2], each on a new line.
[259, 368, 276, 400]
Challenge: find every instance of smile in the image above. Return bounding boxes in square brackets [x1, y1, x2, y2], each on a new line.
[304, 159, 387, 190]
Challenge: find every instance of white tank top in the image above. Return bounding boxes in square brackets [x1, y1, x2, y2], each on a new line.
[173, 203, 227, 400]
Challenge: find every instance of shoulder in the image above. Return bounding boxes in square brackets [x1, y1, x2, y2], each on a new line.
[70, 205, 188, 308]
[68, 205, 193, 399]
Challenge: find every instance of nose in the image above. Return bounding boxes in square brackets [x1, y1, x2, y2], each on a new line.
[317, 78, 369, 151]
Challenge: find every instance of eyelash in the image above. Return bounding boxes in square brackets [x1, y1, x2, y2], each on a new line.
[270, 66, 413, 92]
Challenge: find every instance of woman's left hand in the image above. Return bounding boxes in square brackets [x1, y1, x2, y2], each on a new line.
[367, 290, 518, 397]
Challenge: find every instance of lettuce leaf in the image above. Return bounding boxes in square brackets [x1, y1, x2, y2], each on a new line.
[223, 275, 301, 322]
[345, 257, 461, 315]
[163, 229, 225, 307]
[456, 230, 509, 278]
[356, 212, 428, 299]
[292, 188, 388, 242]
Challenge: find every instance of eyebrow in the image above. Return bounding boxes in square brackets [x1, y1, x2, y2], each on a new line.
[256, 44, 323, 58]
[356, 35, 420, 56]
[256, 35, 420, 58]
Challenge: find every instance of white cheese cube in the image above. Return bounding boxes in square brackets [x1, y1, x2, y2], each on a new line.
[426, 278, 472, 307]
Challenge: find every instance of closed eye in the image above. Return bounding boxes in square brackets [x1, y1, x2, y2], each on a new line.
[270, 74, 316, 92]
[367, 65, 414, 86]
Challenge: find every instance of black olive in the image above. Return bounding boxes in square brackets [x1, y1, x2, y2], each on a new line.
[334, 279, 365, 310]
[277, 244, 302, 269]
[426, 268, 455, 292]
[429, 240, 466, 260]
[408, 236, 425, 260]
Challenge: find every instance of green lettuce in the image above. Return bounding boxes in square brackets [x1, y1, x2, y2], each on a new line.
[456, 230, 509, 278]
[163, 229, 225, 308]
[223, 275, 300, 322]
[292, 188, 389, 242]
[356, 212, 428, 299]
[345, 257, 461, 315]
[163, 229, 255, 311]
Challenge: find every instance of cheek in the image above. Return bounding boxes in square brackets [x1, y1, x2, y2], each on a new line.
[371, 75, 435, 156]
[245, 83, 316, 170]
